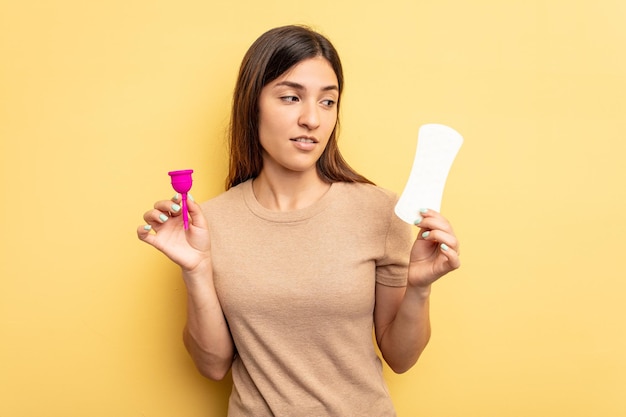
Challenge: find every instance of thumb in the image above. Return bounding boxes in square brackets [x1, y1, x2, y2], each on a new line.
[186, 198, 208, 229]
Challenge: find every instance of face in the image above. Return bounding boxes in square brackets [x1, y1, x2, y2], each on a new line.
[257, 56, 339, 176]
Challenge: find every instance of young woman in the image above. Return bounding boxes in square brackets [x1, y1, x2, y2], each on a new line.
[138, 25, 460, 416]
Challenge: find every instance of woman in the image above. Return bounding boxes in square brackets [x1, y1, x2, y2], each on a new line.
[138, 25, 460, 416]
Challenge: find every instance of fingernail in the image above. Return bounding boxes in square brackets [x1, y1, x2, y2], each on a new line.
[422, 231, 430, 238]
[171, 203, 181, 213]
[159, 213, 168, 222]
[173, 193, 180, 200]
[143, 225, 152, 231]
[419, 208, 428, 214]
[413, 215, 423, 225]
[188, 193, 194, 202]
[441, 243, 449, 251]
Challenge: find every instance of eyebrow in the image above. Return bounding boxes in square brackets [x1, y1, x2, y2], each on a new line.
[274, 80, 339, 92]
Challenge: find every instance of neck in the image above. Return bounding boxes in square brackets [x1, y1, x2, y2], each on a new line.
[252, 169, 331, 212]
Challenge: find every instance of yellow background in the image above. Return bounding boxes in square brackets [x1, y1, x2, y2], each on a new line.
[1, 0, 625, 416]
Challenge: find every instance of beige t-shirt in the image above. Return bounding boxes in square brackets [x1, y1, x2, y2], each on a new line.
[202, 180, 413, 416]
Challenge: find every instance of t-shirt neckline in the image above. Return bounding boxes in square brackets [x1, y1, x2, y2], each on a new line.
[242, 179, 337, 223]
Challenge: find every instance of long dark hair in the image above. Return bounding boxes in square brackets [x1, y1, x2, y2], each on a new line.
[226, 25, 373, 189]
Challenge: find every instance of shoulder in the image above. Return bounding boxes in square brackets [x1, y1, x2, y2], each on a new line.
[334, 182, 398, 208]
[200, 181, 247, 216]
[329, 182, 400, 226]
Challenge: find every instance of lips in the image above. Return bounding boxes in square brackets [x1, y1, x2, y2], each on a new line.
[290, 136, 318, 143]
[290, 136, 318, 151]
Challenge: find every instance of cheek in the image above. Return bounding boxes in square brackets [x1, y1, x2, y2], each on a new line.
[258, 108, 275, 136]
[323, 112, 338, 137]
[259, 103, 291, 130]
[258, 114, 283, 144]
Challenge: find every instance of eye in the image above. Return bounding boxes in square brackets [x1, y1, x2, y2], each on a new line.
[281, 96, 300, 103]
[321, 99, 336, 107]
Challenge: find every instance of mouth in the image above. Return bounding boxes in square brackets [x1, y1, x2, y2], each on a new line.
[290, 136, 318, 144]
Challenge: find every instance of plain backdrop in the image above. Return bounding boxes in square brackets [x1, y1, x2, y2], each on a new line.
[1, 0, 625, 416]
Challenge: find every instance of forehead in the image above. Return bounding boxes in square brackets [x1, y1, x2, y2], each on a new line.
[272, 56, 338, 88]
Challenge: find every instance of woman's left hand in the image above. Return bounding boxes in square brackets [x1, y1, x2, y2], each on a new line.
[407, 209, 461, 289]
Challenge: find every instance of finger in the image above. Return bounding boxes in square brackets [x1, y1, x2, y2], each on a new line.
[414, 211, 454, 235]
[413, 208, 442, 220]
[137, 224, 157, 246]
[153, 199, 183, 218]
[420, 229, 460, 255]
[143, 208, 171, 225]
[439, 243, 461, 270]
[186, 198, 208, 229]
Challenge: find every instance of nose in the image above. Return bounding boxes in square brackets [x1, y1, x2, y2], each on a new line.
[298, 101, 320, 130]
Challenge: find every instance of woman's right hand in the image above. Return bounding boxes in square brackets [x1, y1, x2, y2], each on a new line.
[137, 194, 211, 273]
[139, 198, 234, 379]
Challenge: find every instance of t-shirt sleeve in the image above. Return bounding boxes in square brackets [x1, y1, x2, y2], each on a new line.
[376, 201, 413, 287]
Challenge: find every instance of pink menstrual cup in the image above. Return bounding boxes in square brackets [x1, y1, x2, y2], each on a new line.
[168, 169, 193, 229]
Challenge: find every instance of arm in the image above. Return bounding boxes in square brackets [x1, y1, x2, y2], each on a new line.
[374, 283, 431, 374]
[374, 209, 460, 374]
[137, 196, 235, 380]
[182, 261, 235, 381]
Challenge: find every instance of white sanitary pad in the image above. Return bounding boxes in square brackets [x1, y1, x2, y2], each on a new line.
[394, 124, 463, 224]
